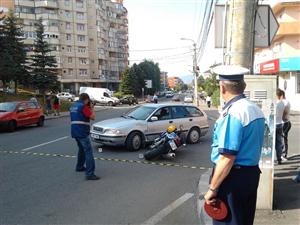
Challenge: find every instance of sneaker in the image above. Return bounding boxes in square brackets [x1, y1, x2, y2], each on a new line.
[86, 175, 101, 180]
[75, 167, 86, 172]
[281, 156, 288, 162]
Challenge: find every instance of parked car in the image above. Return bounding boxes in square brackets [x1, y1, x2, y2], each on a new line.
[120, 96, 138, 105]
[165, 91, 174, 98]
[172, 95, 181, 102]
[79, 87, 119, 106]
[184, 95, 193, 103]
[90, 103, 209, 151]
[0, 101, 45, 132]
[57, 92, 75, 102]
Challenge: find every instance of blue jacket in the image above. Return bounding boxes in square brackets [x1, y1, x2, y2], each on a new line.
[70, 101, 90, 138]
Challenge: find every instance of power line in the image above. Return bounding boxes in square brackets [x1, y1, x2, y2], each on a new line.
[129, 46, 190, 52]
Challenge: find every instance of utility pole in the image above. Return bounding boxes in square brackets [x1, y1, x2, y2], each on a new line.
[225, 0, 257, 71]
[193, 43, 199, 107]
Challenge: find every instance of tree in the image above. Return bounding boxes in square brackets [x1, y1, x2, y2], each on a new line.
[30, 18, 59, 99]
[138, 60, 160, 94]
[0, 10, 28, 92]
[120, 64, 145, 97]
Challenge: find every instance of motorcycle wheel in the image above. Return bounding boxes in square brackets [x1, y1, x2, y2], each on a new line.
[144, 144, 168, 160]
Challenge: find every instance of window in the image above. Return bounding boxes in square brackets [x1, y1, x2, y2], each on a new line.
[104, 92, 110, 97]
[79, 69, 88, 76]
[66, 34, 71, 41]
[77, 23, 85, 31]
[65, 0, 70, 6]
[68, 57, 72, 63]
[78, 47, 86, 53]
[65, 10, 72, 18]
[79, 58, 87, 64]
[27, 102, 38, 109]
[66, 46, 72, 52]
[68, 69, 73, 75]
[77, 35, 85, 42]
[76, 12, 84, 20]
[171, 106, 188, 119]
[76, 0, 84, 8]
[296, 73, 300, 94]
[66, 22, 71, 30]
[185, 106, 204, 117]
[153, 107, 171, 120]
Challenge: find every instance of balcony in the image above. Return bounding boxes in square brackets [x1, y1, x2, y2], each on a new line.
[17, 13, 36, 20]
[275, 22, 300, 40]
[15, 0, 34, 7]
[44, 26, 59, 33]
[35, 1, 58, 9]
[36, 13, 58, 20]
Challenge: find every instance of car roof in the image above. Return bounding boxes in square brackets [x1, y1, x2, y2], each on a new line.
[143, 103, 197, 108]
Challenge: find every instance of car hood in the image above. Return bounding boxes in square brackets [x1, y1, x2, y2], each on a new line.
[0, 112, 12, 120]
[93, 117, 144, 129]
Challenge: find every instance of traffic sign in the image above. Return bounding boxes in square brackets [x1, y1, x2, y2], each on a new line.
[254, 5, 279, 48]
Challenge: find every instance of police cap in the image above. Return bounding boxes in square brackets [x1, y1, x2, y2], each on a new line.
[212, 65, 249, 81]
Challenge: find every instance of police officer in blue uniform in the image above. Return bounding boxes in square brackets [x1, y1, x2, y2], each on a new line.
[70, 93, 100, 180]
[204, 65, 265, 225]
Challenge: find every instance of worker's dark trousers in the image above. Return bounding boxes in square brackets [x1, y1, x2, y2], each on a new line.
[212, 166, 261, 225]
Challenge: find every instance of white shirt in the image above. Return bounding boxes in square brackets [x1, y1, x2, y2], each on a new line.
[206, 96, 211, 102]
[282, 99, 291, 122]
[276, 100, 285, 125]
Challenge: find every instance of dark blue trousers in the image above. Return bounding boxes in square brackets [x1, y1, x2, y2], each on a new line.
[212, 166, 261, 225]
[75, 137, 95, 177]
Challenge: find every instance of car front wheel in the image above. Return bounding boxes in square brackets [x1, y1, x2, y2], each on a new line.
[126, 132, 142, 151]
[37, 117, 44, 127]
[7, 120, 16, 132]
[187, 127, 201, 144]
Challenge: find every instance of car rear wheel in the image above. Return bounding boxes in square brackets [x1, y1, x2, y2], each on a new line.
[188, 127, 201, 144]
[37, 117, 44, 127]
[7, 120, 16, 132]
[107, 101, 113, 107]
[126, 132, 142, 151]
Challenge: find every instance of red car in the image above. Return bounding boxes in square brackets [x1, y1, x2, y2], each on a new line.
[0, 101, 45, 132]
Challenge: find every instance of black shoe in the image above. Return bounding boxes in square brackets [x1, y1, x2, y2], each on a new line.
[86, 175, 100, 180]
[76, 167, 86, 172]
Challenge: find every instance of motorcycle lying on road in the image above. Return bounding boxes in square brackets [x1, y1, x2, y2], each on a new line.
[143, 125, 186, 160]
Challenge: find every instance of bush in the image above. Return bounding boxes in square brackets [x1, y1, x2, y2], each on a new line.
[60, 101, 73, 113]
[113, 91, 124, 99]
[211, 89, 220, 107]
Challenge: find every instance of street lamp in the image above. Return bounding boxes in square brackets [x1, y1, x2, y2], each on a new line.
[180, 38, 199, 106]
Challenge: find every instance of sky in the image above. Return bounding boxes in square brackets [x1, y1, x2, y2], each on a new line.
[123, 0, 285, 83]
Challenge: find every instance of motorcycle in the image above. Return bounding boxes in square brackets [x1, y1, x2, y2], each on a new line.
[143, 129, 186, 160]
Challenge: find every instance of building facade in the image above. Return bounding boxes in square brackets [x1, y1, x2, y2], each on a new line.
[0, 0, 129, 93]
[167, 76, 183, 89]
[254, 1, 300, 112]
[160, 71, 168, 90]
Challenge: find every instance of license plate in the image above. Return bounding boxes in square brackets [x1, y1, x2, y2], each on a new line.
[91, 134, 100, 139]
[169, 140, 177, 150]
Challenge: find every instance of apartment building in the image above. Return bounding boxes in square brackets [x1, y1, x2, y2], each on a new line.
[160, 71, 168, 90]
[0, 0, 129, 93]
[254, 1, 300, 112]
[167, 76, 184, 89]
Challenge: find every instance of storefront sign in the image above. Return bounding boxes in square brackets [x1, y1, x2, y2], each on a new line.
[260, 59, 279, 74]
[279, 57, 300, 71]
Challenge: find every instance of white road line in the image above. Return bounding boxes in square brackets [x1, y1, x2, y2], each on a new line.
[142, 193, 194, 225]
[21, 136, 69, 152]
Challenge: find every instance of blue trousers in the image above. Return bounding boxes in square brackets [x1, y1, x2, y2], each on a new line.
[75, 137, 95, 177]
[212, 166, 261, 225]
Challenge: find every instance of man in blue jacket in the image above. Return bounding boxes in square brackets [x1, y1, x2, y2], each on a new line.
[70, 93, 100, 180]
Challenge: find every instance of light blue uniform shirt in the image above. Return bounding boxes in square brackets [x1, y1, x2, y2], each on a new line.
[211, 95, 265, 166]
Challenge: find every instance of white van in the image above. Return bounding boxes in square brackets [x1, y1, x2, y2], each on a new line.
[79, 87, 119, 106]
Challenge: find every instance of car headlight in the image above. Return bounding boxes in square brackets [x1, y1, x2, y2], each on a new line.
[103, 129, 124, 135]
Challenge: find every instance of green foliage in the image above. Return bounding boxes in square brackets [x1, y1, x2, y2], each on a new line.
[138, 60, 160, 94]
[29, 18, 59, 95]
[0, 10, 28, 91]
[211, 88, 220, 107]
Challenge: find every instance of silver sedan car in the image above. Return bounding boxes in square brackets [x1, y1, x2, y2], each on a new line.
[90, 103, 209, 151]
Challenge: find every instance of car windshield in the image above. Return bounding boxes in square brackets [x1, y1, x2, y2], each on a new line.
[0, 102, 17, 112]
[125, 106, 156, 120]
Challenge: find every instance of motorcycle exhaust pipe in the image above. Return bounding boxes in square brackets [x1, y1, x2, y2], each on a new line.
[163, 153, 176, 159]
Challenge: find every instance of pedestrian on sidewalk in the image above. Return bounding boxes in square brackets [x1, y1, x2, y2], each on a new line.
[53, 95, 60, 116]
[275, 89, 285, 164]
[206, 95, 211, 108]
[204, 65, 265, 225]
[46, 95, 52, 116]
[153, 93, 158, 104]
[281, 90, 291, 160]
[70, 93, 100, 181]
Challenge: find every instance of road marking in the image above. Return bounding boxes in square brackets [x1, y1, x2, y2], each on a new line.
[20, 136, 69, 152]
[142, 193, 194, 225]
[0, 150, 207, 170]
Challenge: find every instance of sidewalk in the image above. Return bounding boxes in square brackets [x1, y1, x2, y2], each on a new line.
[255, 114, 300, 225]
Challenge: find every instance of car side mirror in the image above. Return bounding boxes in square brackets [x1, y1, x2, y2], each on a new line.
[150, 116, 158, 122]
[18, 107, 25, 113]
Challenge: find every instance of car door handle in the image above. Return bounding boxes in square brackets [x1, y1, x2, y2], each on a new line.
[189, 119, 193, 121]
[169, 121, 173, 123]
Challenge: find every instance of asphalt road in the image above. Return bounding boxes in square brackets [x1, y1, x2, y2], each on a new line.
[0, 102, 218, 225]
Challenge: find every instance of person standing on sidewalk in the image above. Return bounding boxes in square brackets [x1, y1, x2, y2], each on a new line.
[53, 95, 60, 116]
[275, 89, 285, 164]
[281, 90, 291, 160]
[46, 95, 52, 116]
[206, 95, 211, 108]
[204, 65, 265, 225]
[70, 93, 100, 180]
